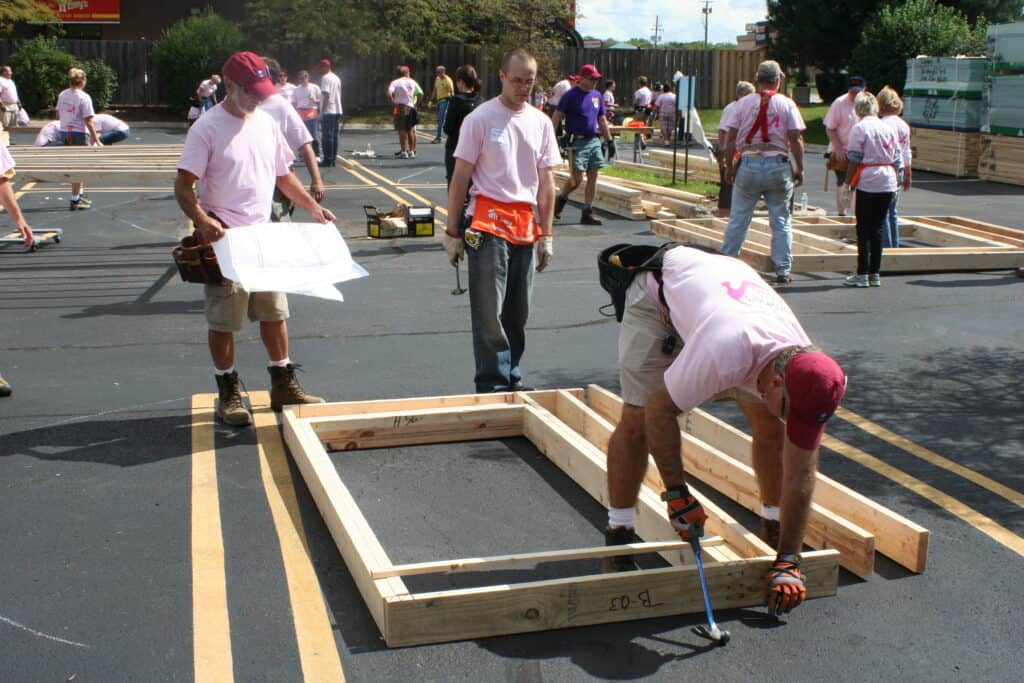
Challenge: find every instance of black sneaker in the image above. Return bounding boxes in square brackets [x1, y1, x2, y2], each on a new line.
[601, 526, 639, 573]
[554, 194, 567, 219]
[581, 209, 603, 226]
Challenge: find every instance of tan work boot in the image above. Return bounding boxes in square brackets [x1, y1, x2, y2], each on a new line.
[215, 371, 251, 427]
[268, 364, 325, 412]
[0, 373, 12, 397]
[760, 518, 781, 551]
[600, 526, 640, 573]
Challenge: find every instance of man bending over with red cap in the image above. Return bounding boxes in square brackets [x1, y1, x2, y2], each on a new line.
[601, 244, 846, 615]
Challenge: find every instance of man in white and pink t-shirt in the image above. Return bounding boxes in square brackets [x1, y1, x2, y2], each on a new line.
[715, 80, 755, 218]
[824, 76, 865, 215]
[388, 65, 419, 158]
[602, 244, 845, 617]
[175, 51, 335, 427]
[444, 48, 561, 393]
[721, 60, 806, 284]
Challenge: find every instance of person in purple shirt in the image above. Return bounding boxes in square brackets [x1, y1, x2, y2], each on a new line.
[551, 64, 614, 225]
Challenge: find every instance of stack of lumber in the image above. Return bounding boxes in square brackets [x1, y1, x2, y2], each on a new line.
[985, 74, 1024, 136]
[644, 147, 720, 183]
[910, 125, 981, 177]
[978, 133, 1024, 184]
[979, 21, 1024, 185]
[10, 144, 182, 183]
[552, 170, 646, 220]
[987, 21, 1024, 71]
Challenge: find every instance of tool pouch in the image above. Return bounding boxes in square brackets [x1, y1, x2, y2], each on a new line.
[173, 231, 225, 284]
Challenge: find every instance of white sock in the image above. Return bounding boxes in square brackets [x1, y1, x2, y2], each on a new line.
[761, 503, 780, 521]
[214, 365, 235, 376]
[608, 506, 635, 529]
[71, 194, 80, 201]
[268, 357, 291, 368]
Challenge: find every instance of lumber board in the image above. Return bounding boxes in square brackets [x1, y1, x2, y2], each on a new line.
[281, 409, 407, 636]
[310, 404, 524, 450]
[553, 170, 646, 220]
[587, 385, 930, 573]
[910, 126, 980, 177]
[289, 389, 576, 419]
[911, 216, 1024, 247]
[382, 550, 839, 646]
[979, 134, 1024, 186]
[557, 390, 876, 576]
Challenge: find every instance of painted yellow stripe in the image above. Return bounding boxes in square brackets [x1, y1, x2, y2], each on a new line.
[191, 393, 235, 682]
[838, 407, 1024, 508]
[14, 180, 36, 200]
[347, 158, 443, 211]
[822, 434, 1024, 557]
[250, 392, 346, 682]
[339, 162, 411, 208]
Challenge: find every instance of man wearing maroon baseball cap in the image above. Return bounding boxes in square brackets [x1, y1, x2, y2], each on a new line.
[600, 244, 846, 616]
[174, 50, 336, 427]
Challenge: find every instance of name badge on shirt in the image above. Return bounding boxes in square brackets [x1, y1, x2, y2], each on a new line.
[489, 127, 509, 144]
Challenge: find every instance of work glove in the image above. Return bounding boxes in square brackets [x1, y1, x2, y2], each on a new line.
[605, 138, 617, 162]
[661, 484, 707, 542]
[443, 232, 464, 267]
[535, 235, 553, 272]
[766, 553, 806, 614]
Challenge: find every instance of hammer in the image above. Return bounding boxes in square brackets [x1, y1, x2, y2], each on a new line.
[451, 263, 467, 296]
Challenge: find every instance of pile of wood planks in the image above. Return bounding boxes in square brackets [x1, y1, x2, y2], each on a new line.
[978, 134, 1024, 185]
[553, 170, 648, 220]
[910, 126, 981, 177]
[652, 214, 1024, 273]
[9, 144, 183, 184]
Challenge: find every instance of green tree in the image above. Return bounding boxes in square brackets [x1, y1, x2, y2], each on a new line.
[937, 0, 1021, 23]
[152, 11, 247, 109]
[77, 58, 118, 111]
[8, 37, 75, 114]
[0, 0, 56, 32]
[850, 0, 986, 94]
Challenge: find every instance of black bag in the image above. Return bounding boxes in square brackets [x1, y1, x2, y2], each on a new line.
[597, 243, 671, 322]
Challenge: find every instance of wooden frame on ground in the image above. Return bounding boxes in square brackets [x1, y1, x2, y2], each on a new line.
[282, 389, 841, 647]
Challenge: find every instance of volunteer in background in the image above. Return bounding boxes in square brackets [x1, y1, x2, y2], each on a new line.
[444, 48, 560, 393]
[387, 65, 419, 159]
[317, 59, 343, 167]
[92, 113, 130, 145]
[293, 70, 322, 159]
[0, 65, 21, 146]
[877, 86, 912, 248]
[716, 81, 756, 218]
[57, 67, 102, 211]
[197, 74, 221, 112]
[430, 65, 455, 143]
[824, 76, 866, 216]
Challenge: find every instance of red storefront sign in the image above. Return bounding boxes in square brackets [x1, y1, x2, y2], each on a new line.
[40, 0, 121, 24]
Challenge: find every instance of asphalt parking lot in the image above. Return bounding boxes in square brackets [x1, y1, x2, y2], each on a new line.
[1, 125, 1022, 682]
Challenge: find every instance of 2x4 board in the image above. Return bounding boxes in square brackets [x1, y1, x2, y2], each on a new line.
[281, 387, 926, 647]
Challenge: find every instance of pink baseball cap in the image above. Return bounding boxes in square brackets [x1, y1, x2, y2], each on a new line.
[784, 352, 847, 449]
[222, 51, 275, 100]
[579, 64, 602, 79]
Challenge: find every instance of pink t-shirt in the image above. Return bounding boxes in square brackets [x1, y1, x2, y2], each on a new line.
[276, 82, 296, 101]
[454, 97, 561, 213]
[730, 91, 806, 156]
[847, 115, 899, 193]
[658, 247, 811, 412]
[34, 121, 61, 147]
[259, 93, 313, 152]
[881, 114, 912, 169]
[177, 106, 293, 228]
[1, 139, 15, 177]
[197, 79, 217, 98]
[823, 93, 858, 150]
[57, 88, 95, 133]
[92, 114, 128, 133]
[388, 77, 417, 106]
[655, 92, 676, 119]
[293, 83, 321, 110]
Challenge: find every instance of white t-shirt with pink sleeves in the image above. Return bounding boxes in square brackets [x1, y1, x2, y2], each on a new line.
[846, 115, 899, 194]
[881, 114, 912, 170]
[177, 106, 294, 228]
[729, 91, 805, 157]
[823, 93, 858, 151]
[259, 93, 313, 153]
[56, 88, 95, 133]
[657, 247, 811, 412]
[453, 97, 562, 215]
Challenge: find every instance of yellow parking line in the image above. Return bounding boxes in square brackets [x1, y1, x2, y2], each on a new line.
[250, 392, 346, 682]
[837, 407, 1024, 508]
[338, 161, 411, 208]
[13, 180, 36, 200]
[346, 158, 447, 215]
[190, 393, 235, 682]
[822, 434, 1024, 557]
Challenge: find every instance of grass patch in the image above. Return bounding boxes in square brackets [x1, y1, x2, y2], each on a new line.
[601, 164, 719, 196]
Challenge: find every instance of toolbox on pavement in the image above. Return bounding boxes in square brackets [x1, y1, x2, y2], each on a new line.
[365, 204, 435, 238]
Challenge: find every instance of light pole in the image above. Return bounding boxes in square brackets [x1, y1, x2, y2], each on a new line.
[702, 0, 713, 50]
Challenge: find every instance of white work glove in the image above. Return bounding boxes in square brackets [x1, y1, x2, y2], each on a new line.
[443, 232, 464, 267]
[535, 236, 553, 272]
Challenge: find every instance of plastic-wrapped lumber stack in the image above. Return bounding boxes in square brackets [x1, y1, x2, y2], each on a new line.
[904, 56, 986, 177]
[979, 22, 1024, 185]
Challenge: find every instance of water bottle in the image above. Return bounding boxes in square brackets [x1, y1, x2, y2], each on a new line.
[366, 142, 373, 156]
[800, 191, 808, 215]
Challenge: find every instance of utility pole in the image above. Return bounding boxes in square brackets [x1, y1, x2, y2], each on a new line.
[651, 15, 663, 48]
[702, 1, 713, 50]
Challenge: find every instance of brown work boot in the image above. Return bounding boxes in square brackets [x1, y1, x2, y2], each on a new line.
[215, 371, 251, 427]
[581, 208, 603, 226]
[600, 525, 640, 573]
[268, 363, 325, 412]
[760, 518, 781, 551]
[0, 373, 12, 397]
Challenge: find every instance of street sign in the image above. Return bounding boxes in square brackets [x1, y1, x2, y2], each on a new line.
[583, 39, 603, 49]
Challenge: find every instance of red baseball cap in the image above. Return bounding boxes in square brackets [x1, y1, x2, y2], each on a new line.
[319, 59, 332, 68]
[784, 352, 846, 449]
[579, 64, 602, 79]
[569, 74, 581, 82]
[222, 51, 275, 100]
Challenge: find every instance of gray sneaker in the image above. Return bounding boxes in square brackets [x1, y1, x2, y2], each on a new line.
[869, 274, 881, 287]
[844, 274, 869, 288]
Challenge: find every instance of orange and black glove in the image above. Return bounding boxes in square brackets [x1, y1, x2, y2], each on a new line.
[661, 484, 707, 542]
[766, 553, 806, 614]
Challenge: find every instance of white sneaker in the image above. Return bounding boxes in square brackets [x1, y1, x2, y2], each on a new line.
[409, 150, 416, 158]
[844, 274, 869, 287]
[869, 274, 881, 287]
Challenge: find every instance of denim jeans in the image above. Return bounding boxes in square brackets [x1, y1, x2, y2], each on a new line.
[882, 169, 903, 248]
[435, 98, 449, 140]
[320, 113, 340, 165]
[303, 118, 320, 157]
[200, 96, 214, 112]
[466, 229, 536, 392]
[720, 156, 794, 276]
[99, 129, 129, 145]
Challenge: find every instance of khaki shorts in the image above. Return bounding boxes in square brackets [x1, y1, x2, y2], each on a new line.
[204, 281, 289, 333]
[618, 275, 763, 407]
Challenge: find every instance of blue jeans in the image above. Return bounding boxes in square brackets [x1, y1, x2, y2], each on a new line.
[100, 129, 128, 145]
[200, 96, 214, 112]
[320, 113, 340, 165]
[882, 170, 903, 248]
[435, 98, 449, 139]
[466, 230, 536, 392]
[303, 117, 320, 157]
[720, 156, 794, 276]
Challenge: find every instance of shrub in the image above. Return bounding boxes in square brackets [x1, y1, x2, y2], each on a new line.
[153, 11, 248, 110]
[7, 36, 75, 114]
[76, 58, 118, 111]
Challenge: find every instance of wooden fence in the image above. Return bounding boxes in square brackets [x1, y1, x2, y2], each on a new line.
[0, 39, 763, 111]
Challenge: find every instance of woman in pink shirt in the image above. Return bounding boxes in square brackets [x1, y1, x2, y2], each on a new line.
[842, 91, 900, 288]
[56, 67, 101, 211]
